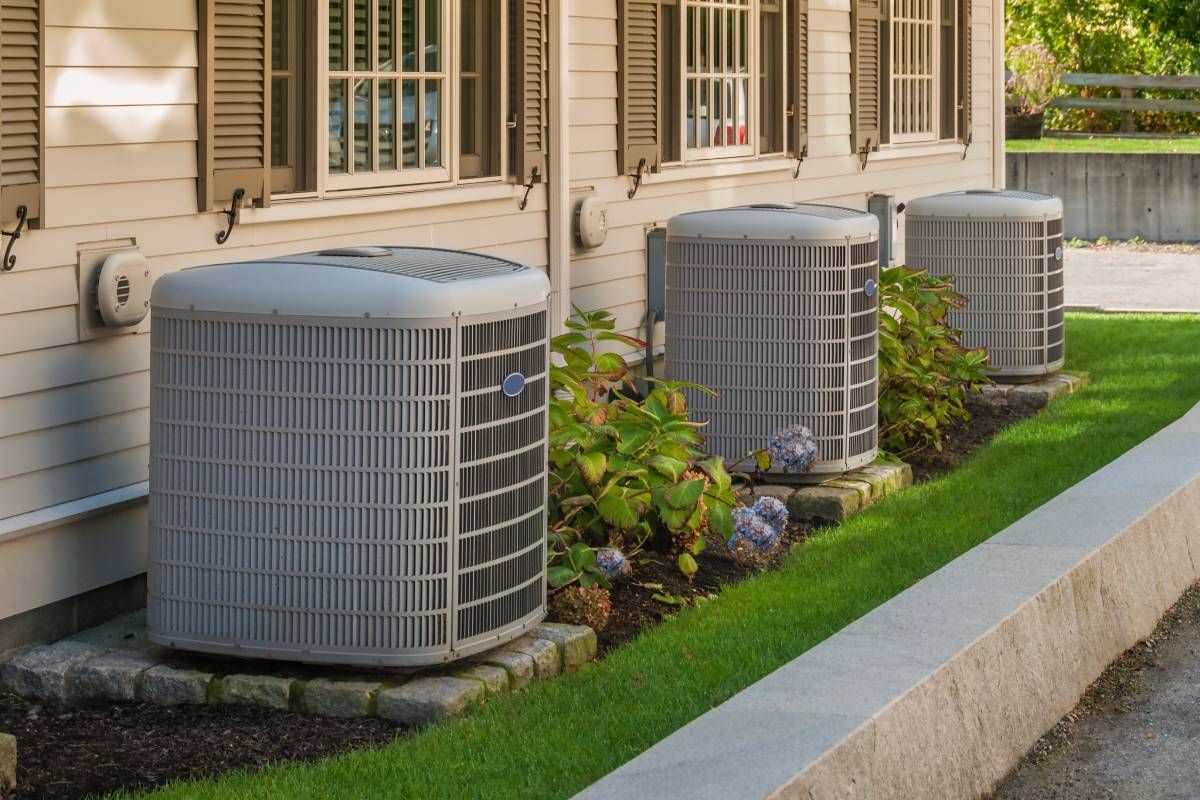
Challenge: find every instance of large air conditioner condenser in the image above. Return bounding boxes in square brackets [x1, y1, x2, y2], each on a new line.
[665, 204, 881, 477]
[904, 189, 1066, 380]
[148, 247, 551, 667]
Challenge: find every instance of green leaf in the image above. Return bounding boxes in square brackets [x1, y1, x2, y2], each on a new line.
[547, 566, 578, 588]
[658, 503, 692, 532]
[559, 494, 595, 509]
[647, 455, 688, 481]
[652, 592, 687, 606]
[697, 457, 732, 492]
[677, 552, 698, 578]
[596, 493, 638, 530]
[707, 501, 734, 540]
[691, 533, 707, 555]
[755, 450, 773, 472]
[574, 452, 608, 487]
[664, 479, 705, 510]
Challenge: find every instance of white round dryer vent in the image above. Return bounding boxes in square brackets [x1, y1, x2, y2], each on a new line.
[147, 247, 551, 667]
[96, 250, 151, 328]
[665, 204, 881, 477]
[904, 189, 1065, 380]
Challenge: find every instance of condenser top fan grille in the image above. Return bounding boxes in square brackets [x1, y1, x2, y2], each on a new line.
[905, 189, 1065, 378]
[148, 248, 551, 667]
[665, 205, 881, 476]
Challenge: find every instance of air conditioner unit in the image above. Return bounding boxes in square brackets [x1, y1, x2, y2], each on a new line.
[665, 204, 881, 476]
[147, 247, 551, 667]
[905, 189, 1065, 380]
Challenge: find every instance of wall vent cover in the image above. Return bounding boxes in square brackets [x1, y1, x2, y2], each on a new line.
[147, 247, 551, 667]
[665, 205, 881, 476]
[905, 189, 1066, 379]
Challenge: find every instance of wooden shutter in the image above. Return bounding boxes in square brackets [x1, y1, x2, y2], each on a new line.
[618, 0, 662, 175]
[958, 0, 972, 144]
[198, 0, 270, 212]
[851, 0, 882, 158]
[510, 0, 546, 183]
[787, 0, 809, 158]
[0, 0, 44, 223]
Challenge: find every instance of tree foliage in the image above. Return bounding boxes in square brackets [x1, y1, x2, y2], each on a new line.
[1006, 0, 1200, 133]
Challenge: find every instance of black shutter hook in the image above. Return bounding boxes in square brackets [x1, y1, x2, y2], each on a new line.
[518, 166, 540, 211]
[2, 205, 28, 272]
[216, 188, 246, 245]
[627, 158, 647, 199]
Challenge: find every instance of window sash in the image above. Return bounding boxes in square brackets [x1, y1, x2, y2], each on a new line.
[888, 0, 939, 144]
[680, 0, 758, 162]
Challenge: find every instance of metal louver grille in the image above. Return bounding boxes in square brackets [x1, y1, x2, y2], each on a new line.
[666, 238, 880, 474]
[455, 310, 548, 647]
[906, 213, 1065, 377]
[149, 305, 548, 666]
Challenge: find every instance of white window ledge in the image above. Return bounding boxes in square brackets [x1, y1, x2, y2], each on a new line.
[0, 482, 149, 546]
[644, 156, 796, 186]
[873, 142, 967, 162]
[240, 181, 523, 226]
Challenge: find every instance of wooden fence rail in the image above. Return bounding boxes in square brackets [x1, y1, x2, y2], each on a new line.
[1050, 73, 1200, 133]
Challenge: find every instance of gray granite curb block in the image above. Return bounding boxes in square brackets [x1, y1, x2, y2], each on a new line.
[750, 460, 914, 524]
[0, 642, 106, 702]
[0, 733, 14, 796]
[70, 650, 161, 702]
[139, 665, 215, 706]
[973, 371, 1091, 411]
[302, 678, 384, 718]
[377, 677, 485, 726]
[219, 674, 294, 710]
[532, 623, 597, 670]
[577, 401, 1200, 800]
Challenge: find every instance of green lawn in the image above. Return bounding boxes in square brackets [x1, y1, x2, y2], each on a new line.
[1006, 137, 1200, 154]
[139, 314, 1200, 800]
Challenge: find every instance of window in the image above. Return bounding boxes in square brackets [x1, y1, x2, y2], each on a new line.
[199, 0, 534, 211]
[852, 0, 970, 157]
[618, 0, 805, 174]
[888, 0, 937, 142]
[327, 0, 449, 189]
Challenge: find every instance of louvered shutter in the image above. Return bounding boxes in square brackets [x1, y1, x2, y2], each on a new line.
[851, 0, 882, 158]
[198, 0, 270, 211]
[618, 0, 662, 175]
[787, 0, 809, 158]
[958, 0, 972, 144]
[510, 0, 546, 183]
[0, 0, 43, 223]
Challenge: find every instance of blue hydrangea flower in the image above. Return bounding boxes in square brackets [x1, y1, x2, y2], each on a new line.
[751, 496, 789, 531]
[595, 547, 631, 582]
[768, 425, 820, 473]
[727, 507, 780, 553]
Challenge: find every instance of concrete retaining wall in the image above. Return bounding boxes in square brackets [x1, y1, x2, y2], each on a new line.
[1007, 152, 1200, 242]
[579, 401, 1200, 800]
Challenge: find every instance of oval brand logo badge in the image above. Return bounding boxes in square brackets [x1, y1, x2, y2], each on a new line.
[864, 278, 877, 298]
[502, 372, 527, 398]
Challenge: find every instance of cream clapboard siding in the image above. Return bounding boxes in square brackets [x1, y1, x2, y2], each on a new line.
[0, 0, 548, 583]
[566, 0, 995, 343]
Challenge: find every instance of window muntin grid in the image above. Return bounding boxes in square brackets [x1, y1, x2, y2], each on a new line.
[328, 0, 450, 188]
[890, 0, 938, 143]
[685, 0, 753, 158]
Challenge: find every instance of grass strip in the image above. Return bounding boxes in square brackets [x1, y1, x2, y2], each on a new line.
[1006, 137, 1200, 154]
[139, 314, 1200, 800]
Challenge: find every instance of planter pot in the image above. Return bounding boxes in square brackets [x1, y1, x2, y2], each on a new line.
[1006, 112, 1045, 140]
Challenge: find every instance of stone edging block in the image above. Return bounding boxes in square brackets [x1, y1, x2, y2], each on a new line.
[749, 459, 914, 524]
[972, 371, 1091, 411]
[0, 619, 598, 729]
[0, 733, 14, 795]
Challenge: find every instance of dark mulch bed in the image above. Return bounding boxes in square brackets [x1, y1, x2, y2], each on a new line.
[0, 695, 404, 800]
[0, 396, 1039, 800]
[906, 399, 1032, 484]
[570, 397, 1042, 656]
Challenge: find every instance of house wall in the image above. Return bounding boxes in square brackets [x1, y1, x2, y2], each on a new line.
[0, 0, 548, 624]
[0, 0, 999, 633]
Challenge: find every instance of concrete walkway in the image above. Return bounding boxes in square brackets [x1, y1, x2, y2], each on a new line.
[995, 585, 1200, 800]
[1065, 247, 1200, 313]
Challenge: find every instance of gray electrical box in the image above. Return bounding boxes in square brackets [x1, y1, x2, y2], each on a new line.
[868, 194, 897, 267]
